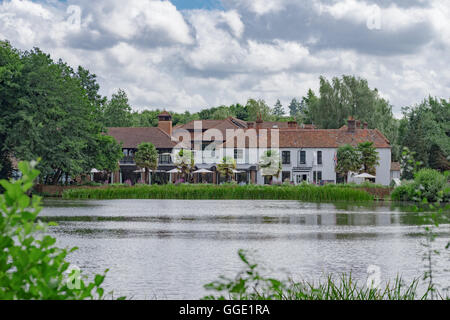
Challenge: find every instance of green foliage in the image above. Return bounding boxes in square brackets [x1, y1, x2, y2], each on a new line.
[245, 98, 274, 121]
[400, 147, 423, 180]
[217, 157, 237, 182]
[173, 149, 195, 181]
[336, 144, 361, 183]
[63, 184, 374, 202]
[392, 169, 448, 202]
[301, 75, 400, 159]
[259, 150, 281, 182]
[398, 97, 450, 170]
[0, 41, 123, 184]
[357, 142, 380, 175]
[272, 100, 285, 119]
[134, 142, 158, 184]
[0, 161, 113, 299]
[202, 250, 433, 300]
[102, 89, 133, 127]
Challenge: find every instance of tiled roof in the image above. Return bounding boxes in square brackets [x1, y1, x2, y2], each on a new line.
[107, 127, 178, 149]
[391, 162, 401, 171]
[221, 128, 391, 148]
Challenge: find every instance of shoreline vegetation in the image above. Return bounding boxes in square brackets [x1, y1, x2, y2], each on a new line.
[62, 184, 377, 201]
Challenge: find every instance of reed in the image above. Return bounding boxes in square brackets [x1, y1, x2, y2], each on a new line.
[62, 184, 374, 202]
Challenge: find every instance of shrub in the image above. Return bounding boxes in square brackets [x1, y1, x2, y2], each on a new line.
[391, 182, 417, 202]
[414, 169, 447, 202]
[0, 161, 116, 300]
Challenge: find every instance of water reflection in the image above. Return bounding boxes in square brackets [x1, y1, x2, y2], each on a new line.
[41, 199, 450, 299]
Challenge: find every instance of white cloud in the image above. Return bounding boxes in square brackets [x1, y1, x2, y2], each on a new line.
[0, 0, 449, 114]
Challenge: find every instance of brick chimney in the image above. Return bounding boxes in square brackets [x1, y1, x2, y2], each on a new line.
[158, 111, 172, 136]
[247, 122, 255, 129]
[288, 121, 298, 128]
[256, 113, 263, 129]
[363, 122, 369, 129]
[347, 117, 356, 133]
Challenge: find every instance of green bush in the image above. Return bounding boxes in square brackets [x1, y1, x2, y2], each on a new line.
[0, 161, 117, 300]
[392, 169, 448, 202]
[414, 169, 447, 202]
[391, 183, 417, 202]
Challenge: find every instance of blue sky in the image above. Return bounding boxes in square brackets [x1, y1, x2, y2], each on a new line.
[0, 0, 449, 115]
[169, 0, 223, 10]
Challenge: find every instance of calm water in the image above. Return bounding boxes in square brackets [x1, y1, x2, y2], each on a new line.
[41, 199, 450, 299]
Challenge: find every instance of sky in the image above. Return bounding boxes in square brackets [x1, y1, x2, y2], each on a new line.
[1, 0, 449, 117]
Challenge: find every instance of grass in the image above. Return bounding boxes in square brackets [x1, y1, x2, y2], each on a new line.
[203, 250, 440, 300]
[62, 184, 374, 202]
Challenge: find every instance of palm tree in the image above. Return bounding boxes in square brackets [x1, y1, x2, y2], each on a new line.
[135, 142, 158, 184]
[259, 149, 281, 184]
[173, 149, 195, 182]
[336, 144, 361, 183]
[217, 156, 236, 183]
[357, 141, 380, 175]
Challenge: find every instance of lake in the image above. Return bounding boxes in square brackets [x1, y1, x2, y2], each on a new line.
[41, 199, 450, 299]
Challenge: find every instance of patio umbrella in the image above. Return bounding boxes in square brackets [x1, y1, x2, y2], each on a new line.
[193, 169, 213, 183]
[168, 168, 181, 183]
[354, 173, 376, 179]
[193, 169, 213, 174]
[90, 168, 100, 173]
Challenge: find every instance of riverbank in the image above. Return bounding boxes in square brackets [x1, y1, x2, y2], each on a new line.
[61, 184, 381, 202]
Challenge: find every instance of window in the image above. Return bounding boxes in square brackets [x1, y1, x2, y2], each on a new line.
[159, 154, 172, 164]
[282, 151, 291, 165]
[300, 151, 306, 165]
[313, 171, 323, 184]
[317, 151, 322, 165]
[282, 171, 291, 182]
[234, 149, 243, 160]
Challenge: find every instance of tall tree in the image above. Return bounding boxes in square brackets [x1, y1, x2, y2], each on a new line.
[302, 75, 399, 159]
[217, 156, 236, 183]
[288, 98, 301, 118]
[259, 149, 281, 184]
[173, 149, 195, 182]
[246, 99, 273, 121]
[398, 97, 450, 170]
[357, 142, 380, 175]
[102, 89, 133, 127]
[272, 100, 285, 119]
[135, 142, 158, 184]
[336, 144, 361, 183]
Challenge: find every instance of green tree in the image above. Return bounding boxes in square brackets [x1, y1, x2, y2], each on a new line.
[303, 75, 399, 159]
[102, 89, 133, 127]
[217, 156, 236, 183]
[259, 149, 281, 184]
[336, 144, 361, 183]
[246, 99, 273, 121]
[134, 142, 158, 184]
[400, 147, 423, 180]
[173, 149, 195, 182]
[398, 97, 450, 170]
[85, 134, 123, 177]
[357, 142, 380, 175]
[272, 100, 285, 119]
[6, 48, 98, 184]
[212, 106, 233, 120]
[288, 98, 301, 118]
[0, 41, 22, 180]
